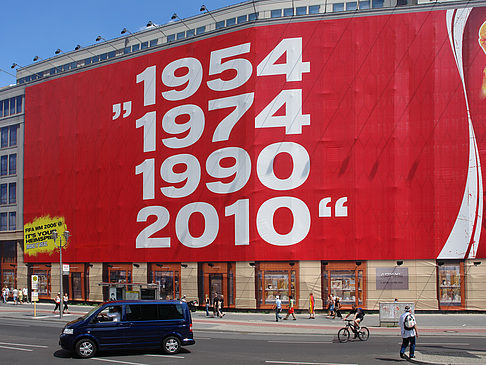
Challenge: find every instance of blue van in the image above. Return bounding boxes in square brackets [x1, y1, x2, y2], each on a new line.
[59, 300, 195, 358]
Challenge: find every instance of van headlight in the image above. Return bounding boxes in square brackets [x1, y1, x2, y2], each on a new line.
[63, 328, 74, 335]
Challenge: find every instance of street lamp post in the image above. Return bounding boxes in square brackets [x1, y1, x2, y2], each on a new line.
[51, 230, 70, 319]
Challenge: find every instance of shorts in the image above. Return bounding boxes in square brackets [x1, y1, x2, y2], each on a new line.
[289, 308, 294, 314]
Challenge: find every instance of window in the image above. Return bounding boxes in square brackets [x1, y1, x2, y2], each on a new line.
[237, 15, 247, 23]
[271, 9, 282, 18]
[124, 47, 131, 54]
[0, 212, 6, 231]
[359, 1, 370, 9]
[322, 262, 366, 307]
[1, 128, 8, 148]
[284, 8, 294, 16]
[9, 183, 15, 204]
[248, 12, 258, 21]
[186, 29, 195, 37]
[296, 6, 307, 15]
[85, 58, 92, 65]
[92, 55, 99, 63]
[256, 262, 298, 308]
[16, 96, 22, 113]
[108, 51, 116, 58]
[372, 0, 384, 7]
[3, 99, 9, 117]
[9, 98, 15, 115]
[149, 39, 158, 47]
[438, 261, 465, 308]
[0, 184, 7, 204]
[196, 26, 205, 35]
[9, 154, 16, 175]
[309, 5, 320, 13]
[132, 44, 140, 52]
[9, 125, 17, 146]
[126, 304, 158, 321]
[0, 100, 3, 118]
[153, 270, 179, 300]
[1, 156, 7, 176]
[141, 42, 148, 49]
[167, 34, 176, 42]
[8, 212, 15, 231]
[226, 18, 236, 26]
[333, 3, 345, 11]
[100, 53, 108, 61]
[346, 2, 357, 10]
[216, 21, 225, 29]
[176, 32, 185, 40]
[159, 304, 184, 320]
[33, 269, 49, 295]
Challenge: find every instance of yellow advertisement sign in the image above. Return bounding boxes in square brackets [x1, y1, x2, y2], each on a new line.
[24, 216, 68, 256]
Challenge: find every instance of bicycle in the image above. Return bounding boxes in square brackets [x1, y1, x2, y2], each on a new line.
[338, 319, 370, 342]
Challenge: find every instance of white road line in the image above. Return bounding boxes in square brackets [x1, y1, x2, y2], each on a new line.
[397, 342, 470, 346]
[0, 345, 33, 352]
[0, 341, 48, 348]
[266, 361, 358, 365]
[145, 354, 185, 359]
[90, 358, 148, 365]
[268, 341, 332, 344]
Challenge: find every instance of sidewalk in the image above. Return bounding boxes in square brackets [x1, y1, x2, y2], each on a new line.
[1, 302, 485, 364]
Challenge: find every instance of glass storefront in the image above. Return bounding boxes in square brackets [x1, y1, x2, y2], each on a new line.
[256, 262, 298, 308]
[150, 264, 180, 300]
[438, 261, 465, 308]
[322, 262, 366, 308]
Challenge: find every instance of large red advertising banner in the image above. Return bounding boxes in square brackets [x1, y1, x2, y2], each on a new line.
[24, 7, 486, 263]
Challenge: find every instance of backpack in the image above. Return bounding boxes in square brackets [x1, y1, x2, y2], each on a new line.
[404, 313, 416, 330]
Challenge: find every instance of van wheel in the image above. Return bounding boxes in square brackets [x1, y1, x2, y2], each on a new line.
[162, 336, 181, 354]
[75, 338, 96, 358]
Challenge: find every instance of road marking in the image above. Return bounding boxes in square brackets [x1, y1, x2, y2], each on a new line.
[266, 361, 357, 365]
[145, 354, 185, 359]
[0, 345, 33, 352]
[397, 342, 470, 346]
[90, 358, 148, 365]
[0, 341, 48, 348]
[268, 341, 332, 344]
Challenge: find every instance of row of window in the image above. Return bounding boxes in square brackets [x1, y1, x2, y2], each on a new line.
[0, 211, 16, 231]
[0, 183, 15, 205]
[333, 0, 384, 12]
[270, 5, 320, 18]
[0, 154, 16, 176]
[1, 126, 18, 148]
[0, 97, 23, 119]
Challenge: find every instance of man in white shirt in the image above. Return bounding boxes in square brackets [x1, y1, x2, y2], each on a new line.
[275, 296, 282, 322]
[399, 305, 418, 359]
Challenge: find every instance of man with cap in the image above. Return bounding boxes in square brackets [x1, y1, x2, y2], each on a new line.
[399, 305, 418, 359]
[274, 295, 283, 322]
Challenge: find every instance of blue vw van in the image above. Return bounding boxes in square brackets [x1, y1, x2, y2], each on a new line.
[59, 300, 195, 358]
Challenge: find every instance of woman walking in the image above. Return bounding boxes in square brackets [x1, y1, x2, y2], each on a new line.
[283, 295, 296, 320]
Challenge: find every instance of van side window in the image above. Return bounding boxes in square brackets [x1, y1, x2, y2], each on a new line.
[126, 304, 158, 321]
[158, 304, 184, 320]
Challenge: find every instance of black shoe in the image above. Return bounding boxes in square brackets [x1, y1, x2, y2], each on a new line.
[409, 355, 415, 359]
[400, 353, 404, 359]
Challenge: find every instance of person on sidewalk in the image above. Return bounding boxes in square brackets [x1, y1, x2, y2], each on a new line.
[205, 294, 210, 316]
[334, 296, 342, 318]
[63, 293, 70, 313]
[399, 305, 418, 359]
[212, 294, 219, 318]
[327, 293, 335, 318]
[275, 295, 283, 322]
[308, 293, 315, 319]
[53, 293, 61, 313]
[283, 295, 296, 320]
[218, 294, 225, 318]
[18, 288, 23, 304]
[12, 288, 18, 305]
[22, 287, 28, 303]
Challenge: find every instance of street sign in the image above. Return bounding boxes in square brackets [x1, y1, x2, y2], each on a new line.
[63, 264, 70, 275]
[31, 291, 38, 302]
[31, 275, 39, 290]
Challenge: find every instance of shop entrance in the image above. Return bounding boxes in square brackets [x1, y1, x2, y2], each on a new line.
[199, 263, 235, 308]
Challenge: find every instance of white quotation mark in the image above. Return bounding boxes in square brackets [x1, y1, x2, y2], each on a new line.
[319, 197, 348, 217]
[113, 101, 132, 120]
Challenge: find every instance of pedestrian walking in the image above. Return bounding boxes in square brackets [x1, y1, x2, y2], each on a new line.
[18, 288, 23, 304]
[53, 293, 61, 313]
[63, 293, 70, 313]
[308, 293, 315, 319]
[218, 294, 225, 317]
[275, 295, 283, 321]
[2, 287, 6, 303]
[283, 295, 296, 320]
[22, 287, 28, 303]
[399, 305, 418, 359]
[12, 288, 18, 305]
[205, 294, 210, 316]
[335, 296, 342, 318]
[328, 293, 335, 318]
[212, 294, 219, 317]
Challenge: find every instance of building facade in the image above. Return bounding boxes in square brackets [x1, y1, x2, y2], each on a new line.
[2, 0, 486, 311]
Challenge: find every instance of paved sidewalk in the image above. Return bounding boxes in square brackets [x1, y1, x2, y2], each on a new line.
[1, 302, 485, 364]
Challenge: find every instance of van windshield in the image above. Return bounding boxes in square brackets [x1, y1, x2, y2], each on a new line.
[80, 304, 103, 320]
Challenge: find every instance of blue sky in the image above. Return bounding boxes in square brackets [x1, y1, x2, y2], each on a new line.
[0, 0, 244, 88]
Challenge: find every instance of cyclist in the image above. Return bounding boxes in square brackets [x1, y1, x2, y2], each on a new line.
[344, 304, 365, 336]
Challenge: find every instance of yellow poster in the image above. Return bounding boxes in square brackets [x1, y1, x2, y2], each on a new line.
[24, 216, 68, 256]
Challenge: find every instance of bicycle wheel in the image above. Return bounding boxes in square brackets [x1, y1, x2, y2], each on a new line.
[358, 326, 369, 341]
[338, 328, 350, 343]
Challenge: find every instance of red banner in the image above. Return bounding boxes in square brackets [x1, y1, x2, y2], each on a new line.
[24, 7, 486, 262]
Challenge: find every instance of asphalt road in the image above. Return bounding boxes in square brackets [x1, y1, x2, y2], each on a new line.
[0, 316, 485, 365]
